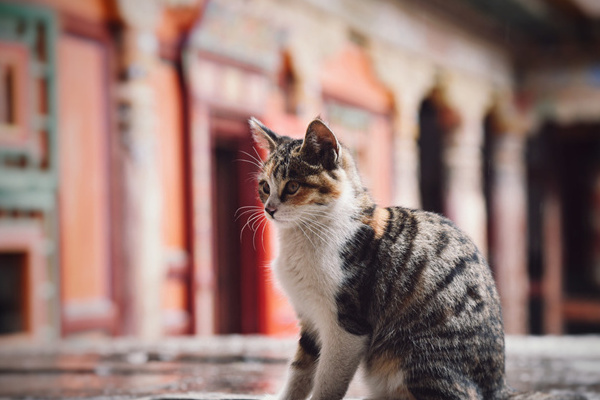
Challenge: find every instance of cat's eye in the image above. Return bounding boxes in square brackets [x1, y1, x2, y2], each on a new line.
[285, 181, 300, 195]
[261, 181, 270, 195]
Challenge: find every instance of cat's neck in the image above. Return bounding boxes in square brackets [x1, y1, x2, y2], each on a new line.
[278, 212, 356, 253]
[339, 148, 375, 213]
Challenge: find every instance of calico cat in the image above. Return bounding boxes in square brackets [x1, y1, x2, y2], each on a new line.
[249, 117, 584, 400]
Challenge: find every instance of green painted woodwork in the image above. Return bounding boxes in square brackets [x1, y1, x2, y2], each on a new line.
[0, 2, 58, 201]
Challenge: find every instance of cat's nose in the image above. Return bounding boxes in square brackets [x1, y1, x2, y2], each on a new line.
[265, 205, 277, 218]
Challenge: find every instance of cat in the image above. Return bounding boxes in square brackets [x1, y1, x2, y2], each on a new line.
[248, 117, 585, 400]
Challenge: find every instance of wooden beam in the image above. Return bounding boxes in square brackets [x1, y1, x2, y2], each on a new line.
[563, 299, 600, 324]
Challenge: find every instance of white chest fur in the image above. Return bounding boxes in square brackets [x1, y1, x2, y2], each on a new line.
[273, 216, 359, 330]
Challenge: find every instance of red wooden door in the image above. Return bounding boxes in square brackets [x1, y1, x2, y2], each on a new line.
[58, 34, 116, 335]
[212, 118, 263, 334]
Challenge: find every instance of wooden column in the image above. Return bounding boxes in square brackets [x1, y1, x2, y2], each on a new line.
[489, 127, 529, 334]
[394, 100, 422, 209]
[435, 102, 486, 255]
[116, 0, 164, 339]
[543, 190, 564, 334]
[442, 77, 490, 256]
[444, 134, 487, 254]
[189, 98, 216, 336]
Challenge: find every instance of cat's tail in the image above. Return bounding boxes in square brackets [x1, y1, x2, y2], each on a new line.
[504, 390, 587, 400]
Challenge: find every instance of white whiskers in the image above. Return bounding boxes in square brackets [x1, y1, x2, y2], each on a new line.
[235, 205, 268, 251]
[236, 150, 265, 170]
[236, 202, 338, 253]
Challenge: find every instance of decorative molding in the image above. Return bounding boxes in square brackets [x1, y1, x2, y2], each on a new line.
[302, 0, 513, 87]
[187, 55, 270, 115]
[320, 44, 393, 115]
[62, 298, 117, 334]
[188, 1, 282, 73]
[524, 64, 600, 125]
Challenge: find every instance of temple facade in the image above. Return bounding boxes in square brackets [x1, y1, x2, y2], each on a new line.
[1, 0, 599, 341]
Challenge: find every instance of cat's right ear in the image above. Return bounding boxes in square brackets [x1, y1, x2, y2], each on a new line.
[300, 118, 341, 170]
[249, 117, 280, 153]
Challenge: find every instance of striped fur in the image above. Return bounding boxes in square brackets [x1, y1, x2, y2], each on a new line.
[250, 118, 585, 400]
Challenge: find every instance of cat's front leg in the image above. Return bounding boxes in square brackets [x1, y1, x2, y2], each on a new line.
[273, 329, 320, 400]
[310, 325, 367, 400]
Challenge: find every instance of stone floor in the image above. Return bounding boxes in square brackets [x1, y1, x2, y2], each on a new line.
[0, 335, 599, 399]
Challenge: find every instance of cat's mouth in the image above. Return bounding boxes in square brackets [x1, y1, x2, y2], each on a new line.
[265, 212, 290, 224]
[265, 208, 331, 232]
[264, 209, 303, 227]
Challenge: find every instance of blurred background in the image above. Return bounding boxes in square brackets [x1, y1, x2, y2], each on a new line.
[0, 0, 599, 343]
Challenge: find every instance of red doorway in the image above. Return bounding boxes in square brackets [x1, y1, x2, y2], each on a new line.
[212, 116, 265, 334]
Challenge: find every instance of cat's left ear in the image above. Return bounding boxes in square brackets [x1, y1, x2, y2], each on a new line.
[301, 118, 341, 169]
[249, 117, 281, 153]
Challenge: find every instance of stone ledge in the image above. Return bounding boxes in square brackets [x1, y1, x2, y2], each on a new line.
[0, 335, 598, 400]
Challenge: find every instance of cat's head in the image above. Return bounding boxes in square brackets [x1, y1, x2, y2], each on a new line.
[249, 117, 351, 227]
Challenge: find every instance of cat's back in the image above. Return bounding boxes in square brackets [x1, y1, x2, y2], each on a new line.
[366, 206, 504, 333]
[347, 206, 507, 398]
[339, 206, 504, 334]
[332, 206, 508, 397]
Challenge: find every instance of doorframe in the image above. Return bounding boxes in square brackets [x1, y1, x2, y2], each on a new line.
[0, 222, 47, 341]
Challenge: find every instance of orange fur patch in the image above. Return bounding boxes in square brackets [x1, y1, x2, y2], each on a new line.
[363, 207, 389, 239]
[368, 354, 416, 400]
[370, 353, 399, 376]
